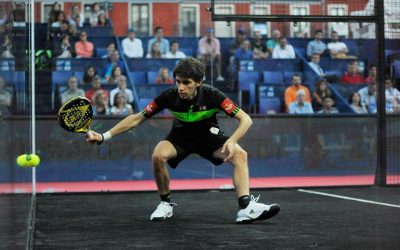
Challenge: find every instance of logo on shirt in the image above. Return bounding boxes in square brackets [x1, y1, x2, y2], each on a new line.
[221, 98, 236, 114]
[144, 101, 157, 114]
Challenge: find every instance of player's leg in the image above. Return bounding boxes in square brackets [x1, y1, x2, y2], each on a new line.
[150, 140, 177, 221]
[213, 144, 280, 224]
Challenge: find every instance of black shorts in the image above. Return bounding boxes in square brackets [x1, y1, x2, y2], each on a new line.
[164, 129, 229, 168]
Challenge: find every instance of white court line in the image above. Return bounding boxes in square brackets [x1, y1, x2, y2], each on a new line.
[298, 189, 400, 208]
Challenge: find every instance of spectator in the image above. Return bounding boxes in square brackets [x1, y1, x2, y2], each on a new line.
[198, 28, 224, 81]
[9, 2, 25, 28]
[266, 29, 281, 54]
[327, 31, 356, 59]
[288, 89, 314, 114]
[155, 67, 174, 84]
[110, 92, 133, 116]
[1, 34, 14, 58]
[75, 31, 94, 58]
[89, 3, 104, 27]
[385, 78, 400, 113]
[67, 5, 84, 27]
[234, 40, 253, 61]
[341, 61, 365, 84]
[272, 37, 295, 59]
[54, 34, 74, 58]
[229, 28, 248, 60]
[146, 41, 163, 58]
[92, 90, 109, 115]
[306, 29, 327, 58]
[364, 64, 377, 84]
[85, 75, 109, 104]
[312, 79, 333, 111]
[109, 75, 134, 105]
[49, 12, 69, 38]
[122, 28, 143, 58]
[101, 42, 116, 59]
[60, 76, 85, 104]
[308, 53, 325, 78]
[108, 66, 123, 85]
[147, 26, 169, 55]
[97, 13, 109, 27]
[317, 96, 339, 114]
[0, 76, 12, 116]
[51, 11, 67, 29]
[82, 66, 99, 85]
[251, 30, 268, 59]
[358, 82, 377, 113]
[285, 74, 311, 110]
[349, 92, 368, 114]
[48, 2, 62, 25]
[104, 51, 124, 79]
[165, 41, 186, 59]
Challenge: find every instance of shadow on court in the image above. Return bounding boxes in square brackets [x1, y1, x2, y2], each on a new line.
[33, 187, 400, 249]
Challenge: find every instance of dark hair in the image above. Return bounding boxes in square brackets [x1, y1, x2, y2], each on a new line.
[83, 66, 98, 84]
[113, 92, 126, 107]
[368, 64, 376, 70]
[170, 40, 179, 46]
[173, 57, 204, 82]
[314, 29, 323, 34]
[315, 79, 331, 97]
[154, 26, 163, 33]
[348, 92, 361, 106]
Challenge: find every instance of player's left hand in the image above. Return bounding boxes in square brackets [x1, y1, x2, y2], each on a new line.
[221, 139, 236, 162]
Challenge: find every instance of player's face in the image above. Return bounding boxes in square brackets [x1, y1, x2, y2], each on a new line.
[175, 76, 201, 100]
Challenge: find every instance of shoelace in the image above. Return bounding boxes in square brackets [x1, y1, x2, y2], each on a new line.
[250, 194, 260, 203]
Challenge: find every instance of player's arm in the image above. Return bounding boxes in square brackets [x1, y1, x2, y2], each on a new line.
[86, 112, 146, 144]
[221, 109, 253, 161]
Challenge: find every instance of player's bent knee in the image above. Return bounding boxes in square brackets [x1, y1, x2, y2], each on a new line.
[229, 148, 248, 165]
[152, 153, 169, 166]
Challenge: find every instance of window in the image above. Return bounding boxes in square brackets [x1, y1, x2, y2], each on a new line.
[180, 4, 199, 37]
[290, 5, 310, 38]
[214, 5, 235, 37]
[251, 4, 271, 36]
[130, 4, 150, 37]
[328, 4, 349, 37]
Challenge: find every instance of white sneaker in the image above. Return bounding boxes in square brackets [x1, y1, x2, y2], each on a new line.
[216, 76, 225, 81]
[150, 201, 177, 221]
[236, 195, 280, 224]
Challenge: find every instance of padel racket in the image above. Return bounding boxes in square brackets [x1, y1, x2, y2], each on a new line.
[57, 96, 93, 133]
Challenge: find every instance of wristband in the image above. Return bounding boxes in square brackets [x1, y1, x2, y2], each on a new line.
[96, 131, 112, 145]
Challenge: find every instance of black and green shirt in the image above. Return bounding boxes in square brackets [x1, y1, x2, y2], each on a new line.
[141, 84, 240, 134]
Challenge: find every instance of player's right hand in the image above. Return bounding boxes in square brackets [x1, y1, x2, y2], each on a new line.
[85, 130, 102, 144]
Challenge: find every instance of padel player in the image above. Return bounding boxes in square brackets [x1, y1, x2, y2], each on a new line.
[86, 57, 280, 223]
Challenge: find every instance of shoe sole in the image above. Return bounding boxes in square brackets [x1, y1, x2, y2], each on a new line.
[236, 204, 280, 224]
[150, 213, 173, 222]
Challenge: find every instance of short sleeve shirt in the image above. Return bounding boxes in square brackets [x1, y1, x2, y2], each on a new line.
[141, 84, 239, 134]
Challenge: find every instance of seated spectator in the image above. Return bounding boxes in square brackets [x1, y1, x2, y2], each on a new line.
[82, 66, 99, 85]
[272, 37, 295, 59]
[92, 90, 109, 115]
[288, 89, 314, 114]
[234, 40, 253, 61]
[229, 28, 248, 63]
[110, 92, 133, 116]
[89, 3, 104, 27]
[1, 34, 14, 58]
[60, 76, 85, 104]
[104, 51, 124, 79]
[358, 82, 377, 113]
[251, 30, 268, 59]
[165, 41, 186, 59]
[308, 53, 325, 78]
[146, 41, 163, 58]
[341, 61, 365, 84]
[198, 28, 224, 81]
[75, 31, 94, 58]
[85, 75, 109, 104]
[67, 5, 84, 28]
[306, 29, 327, 58]
[349, 92, 368, 114]
[108, 66, 123, 85]
[51, 11, 67, 29]
[312, 79, 333, 111]
[317, 96, 339, 114]
[97, 13, 109, 27]
[54, 34, 74, 58]
[327, 31, 356, 59]
[49, 12, 70, 38]
[364, 64, 377, 84]
[155, 67, 174, 84]
[102, 42, 116, 59]
[122, 29, 143, 58]
[147, 26, 169, 55]
[385, 78, 400, 113]
[47, 2, 62, 25]
[267, 29, 281, 54]
[110, 76, 133, 105]
[285, 74, 311, 110]
[0, 76, 12, 116]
